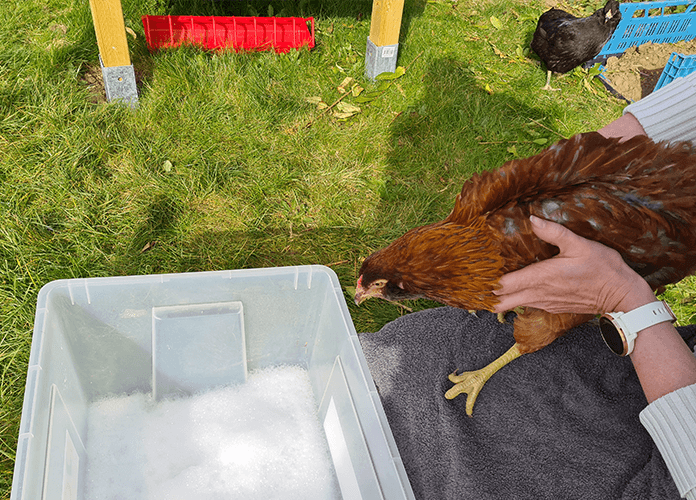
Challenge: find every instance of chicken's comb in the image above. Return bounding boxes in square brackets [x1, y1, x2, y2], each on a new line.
[357, 275, 363, 287]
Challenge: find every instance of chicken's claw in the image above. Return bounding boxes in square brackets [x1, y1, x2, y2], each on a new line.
[446, 369, 489, 416]
[445, 343, 522, 416]
[541, 70, 560, 91]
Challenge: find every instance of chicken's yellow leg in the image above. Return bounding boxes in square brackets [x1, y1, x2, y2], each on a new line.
[541, 70, 560, 91]
[445, 343, 522, 416]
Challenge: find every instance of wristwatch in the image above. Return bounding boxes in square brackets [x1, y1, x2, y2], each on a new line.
[599, 300, 677, 356]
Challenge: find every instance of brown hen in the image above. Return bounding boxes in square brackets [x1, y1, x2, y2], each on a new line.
[355, 132, 696, 416]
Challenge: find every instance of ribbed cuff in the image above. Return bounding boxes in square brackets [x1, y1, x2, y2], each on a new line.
[624, 72, 696, 144]
[639, 384, 696, 498]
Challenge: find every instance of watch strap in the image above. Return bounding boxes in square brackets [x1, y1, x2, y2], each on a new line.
[618, 300, 677, 334]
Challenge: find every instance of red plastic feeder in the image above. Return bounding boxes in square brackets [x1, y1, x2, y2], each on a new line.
[142, 15, 315, 53]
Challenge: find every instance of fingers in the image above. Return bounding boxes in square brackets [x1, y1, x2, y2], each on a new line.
[492, 287, 528, 313]
[492, 216, 568, 310]
[493, 266, 548, 312]
[528, 215, 580, 253]
[492, 217, 603, 313]
[492, 216, 651, 315]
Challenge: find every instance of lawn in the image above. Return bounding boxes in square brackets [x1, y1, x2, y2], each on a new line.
[1, 0, 694, 496]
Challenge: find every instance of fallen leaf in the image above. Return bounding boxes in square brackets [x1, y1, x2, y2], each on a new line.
[351, 85, 364, 96]
[333, 111, 356, 119]
[141, 241, 157, 253]
[337, 76, 355, 93]
[49, 23, 68, 34]
[304, 96, 323, 104]
[490, 43, 506, 58]
[338, 76, 355, 88]
[336, 102, 361, 113]
[532, 138, 548, 145]
[395, 83, 406, 97]
[587, 64, 602, 77]
[126, 27, 137, 39]
[376, 66, 406, 81]
[583, 78, 598, 95]
[490, 16, 503, 29]
[163, 160, 172, 172]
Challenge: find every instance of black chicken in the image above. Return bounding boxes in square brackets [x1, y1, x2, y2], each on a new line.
[531, 0, 621, 90]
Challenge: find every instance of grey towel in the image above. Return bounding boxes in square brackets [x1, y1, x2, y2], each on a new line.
[360, 307, 696, 500]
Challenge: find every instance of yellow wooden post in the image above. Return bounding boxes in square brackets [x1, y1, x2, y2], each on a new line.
[88, 0, 138, 106]
[89, 0, 130, 67]
[365, 0, 405, 80]
[369, 0, 405, 47]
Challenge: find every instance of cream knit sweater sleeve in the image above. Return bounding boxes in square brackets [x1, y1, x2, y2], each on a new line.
[640, 385, 696, 500]
[623, 71, 696, 143]
[628, 71, 696, 500]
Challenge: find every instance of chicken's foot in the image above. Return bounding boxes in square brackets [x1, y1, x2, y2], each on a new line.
[469, 311, 506, 322]
[445, 343, 522, 416]
[542, 70, 560, 91]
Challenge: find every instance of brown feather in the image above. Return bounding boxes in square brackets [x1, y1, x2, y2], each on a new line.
[358, 132, 696, 353]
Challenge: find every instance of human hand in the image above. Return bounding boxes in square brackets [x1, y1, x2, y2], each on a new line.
[493, 216, 656, 315]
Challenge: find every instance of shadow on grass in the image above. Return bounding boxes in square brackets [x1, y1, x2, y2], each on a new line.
[108, 223, 426, 332]
[381, 56, 571, 226]
[352, 56, 574, 330]
[110, 57, 573, 335]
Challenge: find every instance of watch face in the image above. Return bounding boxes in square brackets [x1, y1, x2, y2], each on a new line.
[599, 316, 626, 356]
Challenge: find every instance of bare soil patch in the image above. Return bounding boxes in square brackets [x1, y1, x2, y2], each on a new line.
[601, 39, 696, 102]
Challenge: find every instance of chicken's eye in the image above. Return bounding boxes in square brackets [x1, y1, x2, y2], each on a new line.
[372, 279, 388, 288]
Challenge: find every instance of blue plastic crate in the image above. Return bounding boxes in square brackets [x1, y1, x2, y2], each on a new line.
[591, 0, 696, 63]
[654, 51, 696, 90]
[587, 1, 696, 102]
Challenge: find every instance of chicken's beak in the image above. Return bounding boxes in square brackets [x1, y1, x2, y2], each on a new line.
[354, 284, 371, 305]
[354, 277, 384, 305]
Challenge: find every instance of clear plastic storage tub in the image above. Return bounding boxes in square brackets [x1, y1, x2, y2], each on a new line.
[11, 266, 414, 500]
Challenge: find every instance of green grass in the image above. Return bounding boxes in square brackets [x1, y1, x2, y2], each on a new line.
[2, 0, 695, 496]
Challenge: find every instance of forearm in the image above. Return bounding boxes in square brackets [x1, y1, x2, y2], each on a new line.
[598, 71, 696, 144]
[607, 273, 696, 403]
[615, 279, 696, 500]
[597, 112, 646, 142]
[630, 321, 696, 404]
